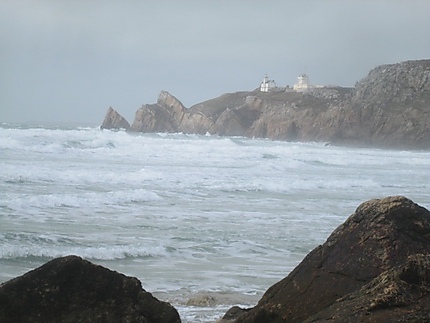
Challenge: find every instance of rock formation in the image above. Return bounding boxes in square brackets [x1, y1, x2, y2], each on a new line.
[329, 60, 430, 148]
[100, 107, 130, 130]
[221, 196, 430, 322]
[102, 59, 430, 149]
[130, 91, 186, 133]
[0, 255, 181, 323]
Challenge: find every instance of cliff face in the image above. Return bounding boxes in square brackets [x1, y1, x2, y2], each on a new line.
[331, 60, 430, 148]
[102, 59, 430, 149]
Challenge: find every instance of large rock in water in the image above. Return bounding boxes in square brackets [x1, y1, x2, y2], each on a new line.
[223, 196, 430, 322]
[100, 107, 130, 130]
[0, 255, 181, 323]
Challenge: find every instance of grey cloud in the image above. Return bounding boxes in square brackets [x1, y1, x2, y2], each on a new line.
[1, 1, 429, 124]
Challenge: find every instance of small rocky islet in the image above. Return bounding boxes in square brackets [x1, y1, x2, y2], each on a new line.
[1, 196, 430, 322]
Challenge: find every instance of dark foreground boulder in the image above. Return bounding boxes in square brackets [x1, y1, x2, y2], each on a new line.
[0, 255, 181, 323]
[223, 196, 430, 322]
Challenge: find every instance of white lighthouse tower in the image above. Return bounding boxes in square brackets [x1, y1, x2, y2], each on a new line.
[260, 74, 277, 92]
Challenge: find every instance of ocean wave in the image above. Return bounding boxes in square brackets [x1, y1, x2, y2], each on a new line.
[4, 189, 162, 212]
[0, 242, 169, 261]
[0, 126, 126, 154]
[210, 177, 380, 194]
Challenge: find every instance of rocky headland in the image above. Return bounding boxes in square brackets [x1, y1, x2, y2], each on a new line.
[1, 196, 430, 322]
[101, 59, 430, 149]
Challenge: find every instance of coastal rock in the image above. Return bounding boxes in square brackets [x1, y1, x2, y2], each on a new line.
[179, 111, 215, 134]
[224, 196, 430, 322]
[157, 90, 186, 123]
[330, 60, 430, 148]
[100, 107, 130, 130]
[131, 103, 178, 133]
[0, 255, 181, 323]
[184, 92, 254, 136]
[211, 108, 246, 136]
[352, 60, 430, 105]
[130, 91, 186, 133]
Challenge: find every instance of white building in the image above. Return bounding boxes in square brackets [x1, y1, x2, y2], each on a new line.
[260, 74, 277, 92]
[293, 73, 312, 92]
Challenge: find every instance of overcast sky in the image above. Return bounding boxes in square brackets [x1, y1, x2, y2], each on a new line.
[1, 1, 429, 125]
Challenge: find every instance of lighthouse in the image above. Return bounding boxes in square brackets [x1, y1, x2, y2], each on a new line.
[260, 74, 277, 92]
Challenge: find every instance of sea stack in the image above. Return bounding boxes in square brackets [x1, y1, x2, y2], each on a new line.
[100, 107, 131, 130]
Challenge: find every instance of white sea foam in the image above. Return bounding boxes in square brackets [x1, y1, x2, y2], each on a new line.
[5, 188, 161, 212]
[1, 124, 429, 322]
[0, 241, 168, 260]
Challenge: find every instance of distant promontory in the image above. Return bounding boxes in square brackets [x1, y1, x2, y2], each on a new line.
[101, 59, 430, 149]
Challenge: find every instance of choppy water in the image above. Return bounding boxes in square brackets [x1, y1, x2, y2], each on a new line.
[1, 123, 429, 322]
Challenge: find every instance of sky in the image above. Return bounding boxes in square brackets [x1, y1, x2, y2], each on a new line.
[1, 1, 429, 125]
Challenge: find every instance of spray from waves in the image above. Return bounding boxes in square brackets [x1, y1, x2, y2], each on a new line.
[0, 126, 125, 154]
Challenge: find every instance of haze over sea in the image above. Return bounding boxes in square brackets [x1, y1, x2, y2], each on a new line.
[1, 123, 429, 322]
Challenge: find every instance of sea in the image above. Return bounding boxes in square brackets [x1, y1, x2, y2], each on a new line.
[1, 123, 429, 322]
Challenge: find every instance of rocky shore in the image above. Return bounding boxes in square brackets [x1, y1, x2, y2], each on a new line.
[1, 196, 430, 322]
[101, 59, 430, 149]
[221, 196, 430, 322]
